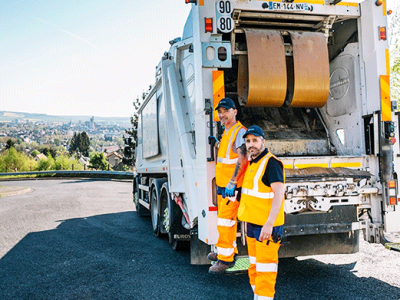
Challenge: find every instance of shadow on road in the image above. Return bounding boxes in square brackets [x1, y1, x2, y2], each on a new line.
[1, 211, 399, 300]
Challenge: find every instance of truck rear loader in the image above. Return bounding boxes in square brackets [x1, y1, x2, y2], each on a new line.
[133, 0, 400, 264]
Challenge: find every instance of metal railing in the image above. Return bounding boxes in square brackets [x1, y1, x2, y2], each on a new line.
[0, 170, 134, 178]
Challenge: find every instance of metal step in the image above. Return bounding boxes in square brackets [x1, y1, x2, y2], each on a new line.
[385, 243, 400, 252]
[226, 257, 250, 274]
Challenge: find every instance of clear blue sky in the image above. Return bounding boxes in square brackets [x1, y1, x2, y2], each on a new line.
[0, 1, 395, 118]
[0, 0, 191, 118]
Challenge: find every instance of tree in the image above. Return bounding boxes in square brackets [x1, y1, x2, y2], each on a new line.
[42, 147, 57, 159]
[123, 94, 145, 166]
[5, 139, 15, 149]
[31, 149, 40, 157]
[0, 147, 37, 172]
[388, 1, 400, 106]
[89, 152, 110, 170]
[36, 156, 55, 171]
[69, 131, 90, 157]
[54, 155, 84, 171]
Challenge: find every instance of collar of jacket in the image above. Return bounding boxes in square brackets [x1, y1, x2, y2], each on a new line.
[249, 148, 269, 165]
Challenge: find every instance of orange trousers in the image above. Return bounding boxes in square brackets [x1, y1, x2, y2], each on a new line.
[216, 194, 240, 262]
[246, 235, 280, 299]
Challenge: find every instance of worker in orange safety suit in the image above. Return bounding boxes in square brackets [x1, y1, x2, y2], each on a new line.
[208, 98, 248, 274]
[238, 125, 285, 299]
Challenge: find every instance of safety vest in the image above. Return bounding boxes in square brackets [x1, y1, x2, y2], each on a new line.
[215, 121, 246, 187]
[238, 151, 285, 226]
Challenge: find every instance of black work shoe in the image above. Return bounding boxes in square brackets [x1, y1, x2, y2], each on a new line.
[207, 252, 218, 261]
[208, 260, 235, 274]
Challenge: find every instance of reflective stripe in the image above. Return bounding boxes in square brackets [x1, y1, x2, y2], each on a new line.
[217, 157, 238, 164]
[251, 285, 255, 292]
[254, 295, 273, 300]
[253, 154, 271, 191]
[225, 122, 241, 159]
[256, 262, 278, 272]
[242, 188, 274, 199]
[249, 256, 256, 265]
[218, 218, 236, 227]
[217, 246, 235, 256]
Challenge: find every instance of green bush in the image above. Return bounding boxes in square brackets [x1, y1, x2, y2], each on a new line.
[0, 147, 38, 172]
[36, 156, 55, 171]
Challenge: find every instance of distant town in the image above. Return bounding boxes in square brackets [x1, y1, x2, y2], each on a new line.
[0, 111, 133, 171]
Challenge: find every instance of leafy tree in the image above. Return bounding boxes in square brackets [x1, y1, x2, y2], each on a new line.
[54, 155, 84, 171]
[42, 147, 57, 159]
[0, 147, 37, 172]
[123, 93, 145, 166]
[89, 152, 110, 170]
[388, 1, 400, 106]
[54, 138, 62, 146]
[31, 149, 40, 157]
[5, 139, 15, 149]
[36, 156, 55, 171]
[69, 131, 90, 157]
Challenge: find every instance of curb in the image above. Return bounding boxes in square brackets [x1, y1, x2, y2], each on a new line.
[0, 187, 33, 198]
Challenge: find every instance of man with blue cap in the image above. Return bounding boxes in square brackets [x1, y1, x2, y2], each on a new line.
[238, 125, 285, 300]
[208, 98, 248, 274]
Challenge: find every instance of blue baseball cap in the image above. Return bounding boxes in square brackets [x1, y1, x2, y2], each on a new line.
[215, 98, 236, 110]
[243, 125, 265, 139]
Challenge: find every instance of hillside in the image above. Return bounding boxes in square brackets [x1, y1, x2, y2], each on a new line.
[0, 111, 131, 126]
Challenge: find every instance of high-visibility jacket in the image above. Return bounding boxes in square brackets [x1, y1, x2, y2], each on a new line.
[215, 121, 246, 188]
[238, 151, 285, 226]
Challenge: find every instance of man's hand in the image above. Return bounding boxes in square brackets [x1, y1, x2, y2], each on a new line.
[259, 223, 273, 242]
[208, 136, 219, 148]
[225, 180, 236, 197]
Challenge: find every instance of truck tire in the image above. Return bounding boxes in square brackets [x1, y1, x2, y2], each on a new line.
[150, 187, 161, 237]
[162, 183, 189, 251]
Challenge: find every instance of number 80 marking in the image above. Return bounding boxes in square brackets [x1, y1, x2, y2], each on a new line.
[217, 16, 233, 33]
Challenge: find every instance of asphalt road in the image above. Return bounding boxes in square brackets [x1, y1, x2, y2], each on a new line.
[0, 179, 399, 300]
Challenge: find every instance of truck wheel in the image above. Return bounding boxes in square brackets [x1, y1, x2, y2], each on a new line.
[150, 188, 161, 237]
[162, 185, 189, 251]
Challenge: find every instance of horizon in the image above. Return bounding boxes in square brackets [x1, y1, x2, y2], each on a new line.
[1, 110, 130, 119]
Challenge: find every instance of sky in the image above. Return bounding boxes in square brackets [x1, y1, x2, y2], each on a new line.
[0, 0, 191, 118]
[0, 0, 396, 118]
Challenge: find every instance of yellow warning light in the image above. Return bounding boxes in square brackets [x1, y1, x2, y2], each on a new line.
[388, 180, 396, 188]
[375, 0, 384, 6]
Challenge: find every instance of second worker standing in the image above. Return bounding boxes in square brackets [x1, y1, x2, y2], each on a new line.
[208, 97, 248, 274]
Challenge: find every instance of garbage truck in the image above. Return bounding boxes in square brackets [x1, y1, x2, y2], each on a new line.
[132, 0, 400, 264]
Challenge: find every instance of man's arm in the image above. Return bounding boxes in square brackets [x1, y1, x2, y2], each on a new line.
[231, 144, 247, 183]
[259, 182, 285, 241]
[225, 144, 247, 197]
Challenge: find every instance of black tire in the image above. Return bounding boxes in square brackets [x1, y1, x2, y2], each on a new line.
[150, 187, 161, 237]
[162, 184, 189, 251]
[134, 177, 149, 217]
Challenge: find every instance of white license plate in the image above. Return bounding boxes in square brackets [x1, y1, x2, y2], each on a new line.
[267, 2, 309, 11]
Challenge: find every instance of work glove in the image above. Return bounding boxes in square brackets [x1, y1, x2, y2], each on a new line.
[225, 180, 236, 197]
[208, 136, 219, 148]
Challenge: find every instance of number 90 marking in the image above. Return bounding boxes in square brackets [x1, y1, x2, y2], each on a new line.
[218, 0, 232, 14]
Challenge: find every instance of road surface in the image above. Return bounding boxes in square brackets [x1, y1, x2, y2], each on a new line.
[0, 179, 399, 299]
